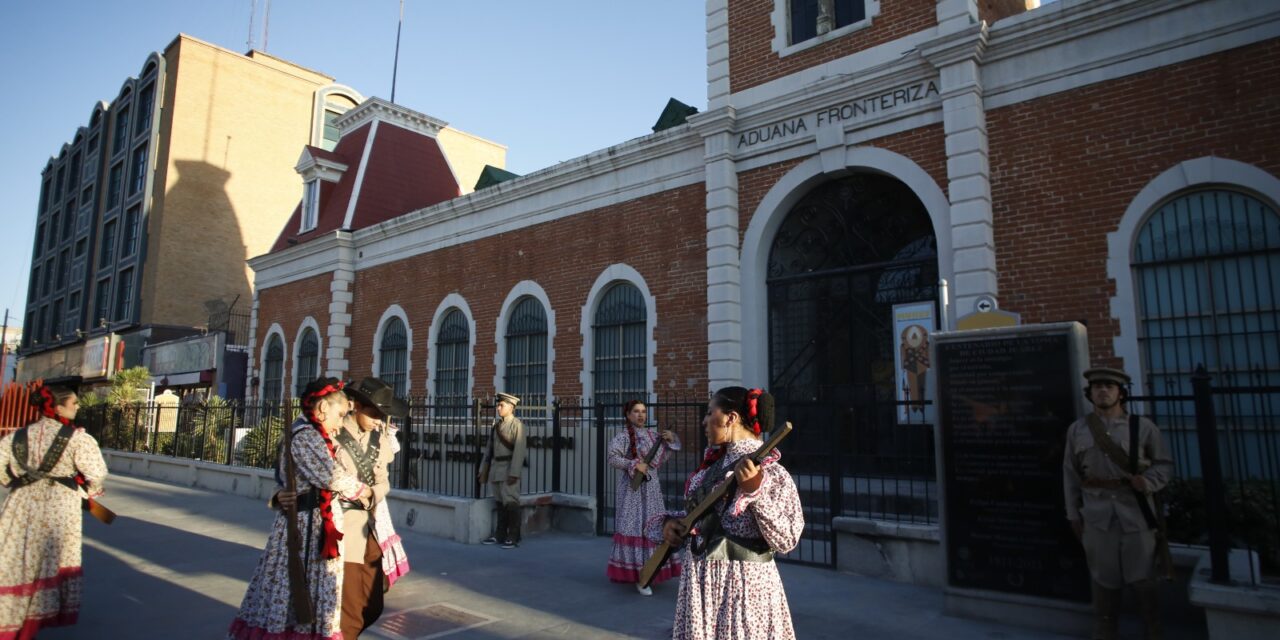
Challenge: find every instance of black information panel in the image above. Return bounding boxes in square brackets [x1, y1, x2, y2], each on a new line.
[938, 332, 1090, 602]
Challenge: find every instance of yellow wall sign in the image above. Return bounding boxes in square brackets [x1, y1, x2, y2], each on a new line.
[956, 309, 1020, 331]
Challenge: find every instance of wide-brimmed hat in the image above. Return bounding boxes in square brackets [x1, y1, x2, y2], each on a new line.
[345, 377, 409, 419]
[495, 392, 520, 407]
[1083, 367, 1131, 386]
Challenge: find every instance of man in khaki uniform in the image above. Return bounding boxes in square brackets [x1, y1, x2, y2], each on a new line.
[1063, 367, 1174, 640]
[335, 377, 407, 640]
[477, 392, 526, 549]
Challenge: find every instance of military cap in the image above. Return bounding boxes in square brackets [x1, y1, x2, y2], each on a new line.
[495, 392, 521, 406]
[1083, 367, 1131, 386]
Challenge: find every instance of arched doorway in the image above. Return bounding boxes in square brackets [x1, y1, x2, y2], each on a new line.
[767, 173, 939, 565]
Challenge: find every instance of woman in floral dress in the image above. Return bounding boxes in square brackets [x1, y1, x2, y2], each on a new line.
[606, 399, 681, 595]
[229, 378, 372, 640]
[0, 385, 107, 639]
[653, 387, 804, 640]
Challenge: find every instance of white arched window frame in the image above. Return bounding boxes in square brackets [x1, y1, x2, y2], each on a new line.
[259, 323, 287, 405]
[739, 147, 953, 387]
[372, 305, 412, 398]
[580, 265, 657, 407]
[494, 282, 555, 424]
[426, 294, 476, 408]
[292, 317, 323, 398]
[1109, 157, 1280, 395]
[311, 84, 364, 150]
[494, 281, 556, 403]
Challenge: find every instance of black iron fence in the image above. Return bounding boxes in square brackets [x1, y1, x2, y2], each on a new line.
[78, 393, 931, 568]
[84, 375, 1278, 580]
[1132, 366, 1280, 584]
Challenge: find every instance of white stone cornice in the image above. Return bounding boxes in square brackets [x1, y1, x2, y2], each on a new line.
[919, 22, 988, 69]
[981, 0, 1280, 110]
[249, 231, 352, 289]
[688, 105, 737, 136]
[295, 149, 348, 183]
[984, 0, 1199, 62]
[349, 127, 702, 255]
[335, 96, 448, 139]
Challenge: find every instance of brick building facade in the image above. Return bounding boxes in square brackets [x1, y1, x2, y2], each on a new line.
[249, 0, 1280, 410]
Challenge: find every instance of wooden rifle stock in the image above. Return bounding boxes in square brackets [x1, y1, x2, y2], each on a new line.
[638, 422, 793, 588]
[629, 431, 665, 491]
[283, 430, 314, 625]
[82, 497, 116, 524]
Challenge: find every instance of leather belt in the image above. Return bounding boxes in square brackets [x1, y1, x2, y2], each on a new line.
[1083, 477, 1131, 490]
[493, 455, 512, 462]
[696, 533, 775, 563]
[8, 475, 78, 492]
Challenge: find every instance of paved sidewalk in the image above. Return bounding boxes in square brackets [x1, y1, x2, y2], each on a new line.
[22, 475, 1194, 639]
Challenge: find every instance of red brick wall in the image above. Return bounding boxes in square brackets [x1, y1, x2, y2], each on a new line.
[736, 123, 948, 239]
[345, 183, 709, 400]
[729, 0, 936, 94]
[988, 39, 1280, 366]
[253, 273, 333, 397]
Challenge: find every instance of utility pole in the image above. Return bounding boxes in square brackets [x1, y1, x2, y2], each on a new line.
[391, 0, 405, 103]
[247, 0, 257, 50]
[0, 309, 9, 386]
[262, 0, 272, 53]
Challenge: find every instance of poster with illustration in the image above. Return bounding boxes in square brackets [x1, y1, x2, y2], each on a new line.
[893, 302, 936, 424]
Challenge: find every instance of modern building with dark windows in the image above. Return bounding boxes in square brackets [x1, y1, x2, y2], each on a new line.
[17, 34, 367, 397]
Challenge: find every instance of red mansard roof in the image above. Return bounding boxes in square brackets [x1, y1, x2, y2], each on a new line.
[270, 119, 460, 252]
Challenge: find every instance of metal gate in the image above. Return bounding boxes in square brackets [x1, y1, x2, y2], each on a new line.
[765, 173, 942, 567]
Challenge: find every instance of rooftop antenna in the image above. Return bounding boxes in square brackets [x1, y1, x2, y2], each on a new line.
[391, 0, 404, 103]
[247, 0, 257, 50]
[262, 0, 272, 53]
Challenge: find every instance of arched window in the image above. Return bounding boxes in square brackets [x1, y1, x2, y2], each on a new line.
[378, 317, 408, 397]
[262, 335, 284, 405]
[434, 309, 470, 414]
[505, 297, 548, 408]
[593, 283, 646, 418]
[295, 328, 320, 397]
[1134, 190, 1280, 393]
[767, 174, 936, 403]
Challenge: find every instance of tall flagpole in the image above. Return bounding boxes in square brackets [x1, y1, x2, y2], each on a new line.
[391, 0, 404, 103]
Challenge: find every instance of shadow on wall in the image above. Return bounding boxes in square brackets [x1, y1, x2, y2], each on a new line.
[157, 160, 253, 328]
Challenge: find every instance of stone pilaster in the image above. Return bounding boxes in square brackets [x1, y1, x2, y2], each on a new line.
[244, 290, 260, 401]
[693, 107, 742, 390]
[325, 233, 356, 378]
[923, 22, 995, 319]
[706, 0, 731, 111]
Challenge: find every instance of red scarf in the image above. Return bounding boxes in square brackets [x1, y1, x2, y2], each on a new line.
[303, 381, 345, 560]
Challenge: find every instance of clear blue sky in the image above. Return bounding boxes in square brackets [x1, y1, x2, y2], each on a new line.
[0, 0, 707, 325]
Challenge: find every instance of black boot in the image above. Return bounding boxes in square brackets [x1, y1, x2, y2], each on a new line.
[501, 505, 521, 549]
[483, 507, 506, 545]
[1134, 580, 1163, 640]
[1091, 581, 1121, 640]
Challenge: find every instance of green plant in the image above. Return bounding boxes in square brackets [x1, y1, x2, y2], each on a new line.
[1164, 477, 1280, 572]
[78, 391, 106, 408]
[236, 414, 287, 469]
[108, 366, 151, 408]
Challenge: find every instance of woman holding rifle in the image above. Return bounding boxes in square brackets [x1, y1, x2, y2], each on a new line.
[652, 387, 804, 640]
[229, 378, 372, 640]
[606, 399, 681, 595]
[0, 385, 108, 638]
